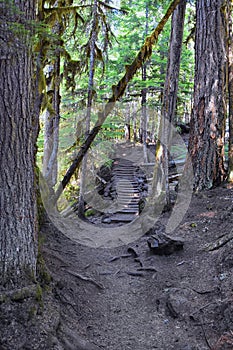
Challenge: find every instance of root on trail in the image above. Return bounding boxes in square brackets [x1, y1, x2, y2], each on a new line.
[212, 331, 233, 350]
[203, 231, 233, 251]
[59, 323, 101, 350]
[64, 269, 104, 290]
[0, 285, 39, 303]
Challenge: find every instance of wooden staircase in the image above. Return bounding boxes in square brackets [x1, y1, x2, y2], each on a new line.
[102, 158, 144, 224]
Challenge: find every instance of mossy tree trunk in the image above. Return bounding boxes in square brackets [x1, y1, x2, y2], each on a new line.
[188, 0, 227, 191]
[42, 22, 62, 188]
[152, 0, 186, 209]
[141, 4, 149, 163]
[0, 0, 38, 289]
[78, 0, 98, 217]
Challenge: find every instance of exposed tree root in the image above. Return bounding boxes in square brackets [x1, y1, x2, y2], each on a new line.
[65, 269, 104, 290]
[212, 331, 233, 350]
[108, 253, 132, 262]
[126, 270, 145, 277]
[200, 315, 212, 349]
[203, 231, 233, 251]
[0, 285, 39, 303]
[59, 323, 101, 350]
[137, 266, 158, 272]
[42, 246, 71, 266]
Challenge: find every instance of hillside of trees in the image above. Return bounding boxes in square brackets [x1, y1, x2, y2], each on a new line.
[1, 0, 233, 349]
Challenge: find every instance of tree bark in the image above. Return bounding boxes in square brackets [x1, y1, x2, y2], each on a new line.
[78, 0, 98, 217]
[226, 0, 233, 182]
[52, 0, 181, 204]
[42, 22, 61, 188]
[141, 64, 149, 162]
[141, 4, 149, 162]
[153, 0, 186, 208]
[0, 0, 38, 288]
[188, 0, 227, 191]
[162, 0, 186, 125]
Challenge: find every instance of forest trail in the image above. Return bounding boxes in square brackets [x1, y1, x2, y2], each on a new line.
[88, 141, 183, 227]
[38, 182, 233, 350]
[1, 142, 233, 350]
[97, 142, 152, 225]
[100, 157, 142, 224]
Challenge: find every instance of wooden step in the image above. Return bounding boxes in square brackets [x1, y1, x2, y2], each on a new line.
[117, 197, 139, 202]
[108, 213, 138, 223]
[116, 190, 140, 195]
[112, 172, 136, 176]
[117, 208, 139, 214]
[116, 195, 140, 200]
[113, 173, 136, 176]
[116, 198, 140, 203]
[96, 155, 149, 224]
[113, 177, 136, 181]
[113, 167, 136, 171]
[112, 182, 139, 187]
[115, 188, 140, 193]
[117, 201, 139, 207]
[113, 166, 136, 169]
[115, 177, 136, 180]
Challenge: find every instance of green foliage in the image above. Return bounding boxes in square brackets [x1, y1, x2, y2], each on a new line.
[37, 0, 196, 201]
[85, 208, 98, 217]
[28, 306, 38, 319]
[35, 284, 43, 303]
[35, 166, 46, 228]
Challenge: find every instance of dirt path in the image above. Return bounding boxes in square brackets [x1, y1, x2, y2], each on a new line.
[38, 184, 233, 350]
[1, 143, 233, 349]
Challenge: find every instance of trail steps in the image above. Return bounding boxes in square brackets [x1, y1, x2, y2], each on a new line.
[102, 158, 145, 224]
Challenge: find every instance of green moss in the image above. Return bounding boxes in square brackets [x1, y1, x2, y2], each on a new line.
[28, 305, 38, 319]
[12, 291, 26, 302]
[37, 249, 52, 287]
[35, 166, 46, 228]
[85, 208, 97, 217]
[35, 284, 43, 303]
[37, 233, 52, 290]
[0, 294, 7, 304]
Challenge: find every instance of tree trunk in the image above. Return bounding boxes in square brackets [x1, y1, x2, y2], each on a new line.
[132, 102, 137, 142]
[78, 0, 98, 217]
[141, 2, 149, 153]
[0, 0, 38, 288]
[227, 1, 233, 182]
[153, 0, 186, 208]
[163, 0, 186, 125]
[124, 123, 131, 141]
[141, 63, 149, 162]
[42, 23, 61, 188]
[188, 0, 227, 191]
